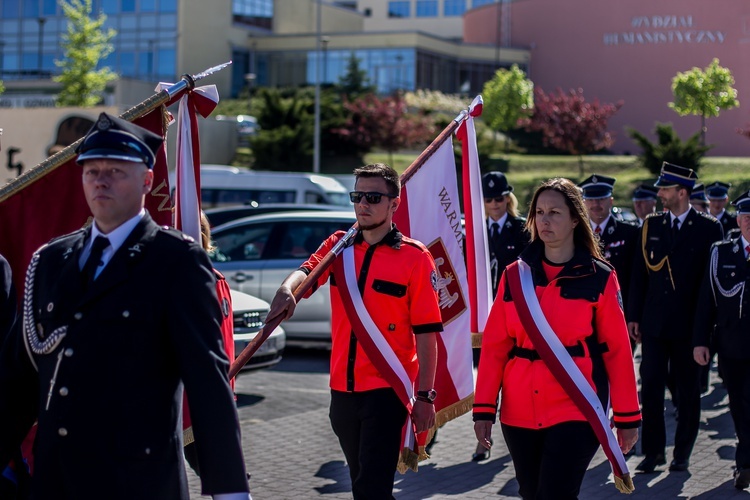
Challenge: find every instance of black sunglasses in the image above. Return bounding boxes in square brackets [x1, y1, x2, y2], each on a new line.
[349, 191, 395, 204]
[484, 196, 505, 203]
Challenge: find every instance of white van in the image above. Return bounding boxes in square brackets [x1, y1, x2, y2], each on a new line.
[169, 165, 351, 209]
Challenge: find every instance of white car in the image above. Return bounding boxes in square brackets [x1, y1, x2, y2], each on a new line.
[212, 211, 356, 342]
[230, 289, 286, 370]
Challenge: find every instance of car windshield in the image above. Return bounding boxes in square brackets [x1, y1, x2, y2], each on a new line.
[326, 192, 352, 207]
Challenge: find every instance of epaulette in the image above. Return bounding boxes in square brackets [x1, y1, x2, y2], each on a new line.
[644, 211, 666, 220]
[401, 236, 429, 252]
[46, 227, 86, 246]
[696, 210, 719, 222]
[593, 256, 616, 273]
[159, 225, 196, 243]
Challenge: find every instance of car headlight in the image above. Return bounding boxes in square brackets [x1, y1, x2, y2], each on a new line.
[234, 310, 267, 331]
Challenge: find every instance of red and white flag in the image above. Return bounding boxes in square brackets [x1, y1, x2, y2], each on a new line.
[158, 82, 220, 240]
[457, 96, 492, 346]
[393, 135, 475, 447]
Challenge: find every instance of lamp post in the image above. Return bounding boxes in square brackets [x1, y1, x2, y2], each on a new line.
[244, 72, 256, 115]
[321, 36, 330, 85]
[0, 41, 5, 79]
[312, 0, 322, 173]
[37, 17, 46, 77]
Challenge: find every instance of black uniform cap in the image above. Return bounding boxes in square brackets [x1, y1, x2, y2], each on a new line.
[578, 174, 615, 199]
[654, 162, 697, 189]
[732, 190, 750, 215]
[482, 171, 513, 198]
[705, 181, 731, 200]
[632, 184, 658, 201]
[75, 112, 163, 169]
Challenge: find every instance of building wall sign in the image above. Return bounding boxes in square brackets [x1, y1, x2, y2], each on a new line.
[0, 95, 58, 109]
[604, 16, 726, 46]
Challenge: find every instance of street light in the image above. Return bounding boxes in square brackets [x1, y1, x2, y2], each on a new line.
[37, 17, 46, 77]
[321, 36, 330, 85]
[244, 72, 256, 115]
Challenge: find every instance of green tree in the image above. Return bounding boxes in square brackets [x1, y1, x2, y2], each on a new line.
[336, 52, 374, 100]
[0, 80, 4, 95]
[627, 122, 712, 175]
[481, 64, 534, 151]
[54, 0, 117, 107]
[669, 58, 739, 146]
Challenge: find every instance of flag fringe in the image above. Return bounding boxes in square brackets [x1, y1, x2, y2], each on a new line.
[614, 473, 635, 494]
[396, 447, 420, 474]
[183, 426, 195, 446]
[436, 393, 474, 428]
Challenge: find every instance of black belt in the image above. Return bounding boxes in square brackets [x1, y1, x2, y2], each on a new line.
[510, 343, 585, 361]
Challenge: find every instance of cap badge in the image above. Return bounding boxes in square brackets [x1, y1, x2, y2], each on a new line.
[96, 115, 112, 131]
[591, 175, 598, 184]
[607, 226, 615, 235]
[488, 179, 495, 188]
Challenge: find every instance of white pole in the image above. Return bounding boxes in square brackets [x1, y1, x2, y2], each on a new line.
[313, 0, 322, 173]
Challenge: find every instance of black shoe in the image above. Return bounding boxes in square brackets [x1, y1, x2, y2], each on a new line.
[636, 454, 666, 473]
[734, 468, 750, 490]
[669, 459, 689, 472]
[472, 439, 492, 462]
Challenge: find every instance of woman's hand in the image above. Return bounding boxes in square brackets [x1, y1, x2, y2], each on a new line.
[474, 421, 493, 450]
[617, 427, 638, 454]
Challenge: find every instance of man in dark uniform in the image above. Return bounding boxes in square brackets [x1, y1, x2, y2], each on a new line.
[706, 181, 738, 236]
[689, 183, 709, 213]
[482, 171, 529, 298]
[628, 162, 724, 474]
[579, 174, 639, 309]
[694, 190, 750, 490]
[632, 184, 659, 226]
[0, 113, 251, 500]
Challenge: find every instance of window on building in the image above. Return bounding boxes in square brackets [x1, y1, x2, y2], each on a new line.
[388, 1, 410, 18]
[416, 0, 437, 17]
[232, 0, 273, 29]
[121, 0, 136, 12]
[160, 0, 177, 12]
[444, 0, 466, 16]
[141, 0, 156, 11]
[22, 1, 39, 18]
[2, 1, 20, 18]
[473, 0, 496, 7]
[101, 0, 117, 14]
[42, 0, 57, 16]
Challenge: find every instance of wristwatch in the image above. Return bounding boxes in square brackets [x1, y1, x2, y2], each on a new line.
[416, 389, 437, 403]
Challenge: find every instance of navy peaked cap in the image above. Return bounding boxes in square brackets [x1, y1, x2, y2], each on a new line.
[690, 183, 707, 202]
[705, 181, 731, 200]
[632, 184, 659, 201]
[732, 190, 750, 215]
[578, 174, 615, 199]
[76, 112, 162, 169]
[654, 162, 697, 189]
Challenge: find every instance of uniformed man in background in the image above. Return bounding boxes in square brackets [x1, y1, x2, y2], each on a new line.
[0, 113, 251, 500]
[694, 190, 750, 490]
[628, 162, 724, 474]
[632, 184, 659, 226]
[579, 174, 639, 313]
[706, 181, 738, 235]
[689, 183, 709, 213]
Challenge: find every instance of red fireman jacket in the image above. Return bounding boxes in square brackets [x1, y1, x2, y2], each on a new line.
[474, 241, 641, 430]
[300, 226, 443, 392]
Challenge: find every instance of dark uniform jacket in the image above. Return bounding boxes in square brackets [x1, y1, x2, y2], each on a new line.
[487, 215, 530, 298]
[595, 217, 639, 308]
[0, 214, 248, 500]
[716, 210, 738, 237]
[0, 254, 16, 342]
[628, 209, 724, 339]
[693, 237, 750, 359]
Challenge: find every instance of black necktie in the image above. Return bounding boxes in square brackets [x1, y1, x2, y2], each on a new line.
[82, 236, 110, 287]
[491, 222, 501, 249]
[672, 217, 680, 237]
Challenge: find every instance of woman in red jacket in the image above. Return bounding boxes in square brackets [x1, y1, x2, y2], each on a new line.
[473, 178, 640, 499]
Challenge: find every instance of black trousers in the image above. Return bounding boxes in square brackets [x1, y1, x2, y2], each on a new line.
[640, 335, 701, 461]
[719, 356, 750, 470]
[501, 421, 600, 500]
[329, 388, 407, 500]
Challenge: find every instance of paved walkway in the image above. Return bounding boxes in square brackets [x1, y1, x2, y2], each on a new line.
[188, 348, 747, 499]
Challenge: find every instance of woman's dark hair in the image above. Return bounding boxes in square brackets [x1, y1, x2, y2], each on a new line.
[525, 177, 603, 259]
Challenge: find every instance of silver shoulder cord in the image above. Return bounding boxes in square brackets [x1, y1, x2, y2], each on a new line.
[710, 245, 745, 317]
[23, 251, 68, 362]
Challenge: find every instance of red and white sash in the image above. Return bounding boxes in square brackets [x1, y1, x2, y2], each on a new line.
[506, 261, 633, 492]
[332, 245, 420, 465]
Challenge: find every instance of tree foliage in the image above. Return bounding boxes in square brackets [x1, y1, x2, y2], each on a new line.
[250, 88, 314, 170]
[522, 87, 622, 175]
[54, 0, 117, 107]
[0, 80, 4, 95]
[481, 65, 534, 138]
[627, 122, 712, 175]
[404, 89, 468, 115]
[669, 58, 739, 144]
[331, 93, 435, 165]
[336, 53, 374, 100]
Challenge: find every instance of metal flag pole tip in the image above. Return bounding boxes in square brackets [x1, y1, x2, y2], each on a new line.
[166, 60, 233, 98]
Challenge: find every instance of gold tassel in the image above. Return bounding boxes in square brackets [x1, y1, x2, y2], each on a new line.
[471, 333, 483, 348]
[183, 426, 195, 446]
[614, 473, 635, 494]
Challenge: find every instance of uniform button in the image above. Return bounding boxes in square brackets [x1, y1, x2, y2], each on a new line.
[73, 312, 82, 320]
[64, 348, 74, 357]
[58, 427, 68, 437]
[122, 310, 130, 318]
[145, 448, 151, 455]
[59, 387, 69, 396]
[534, 390, 539, 394]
